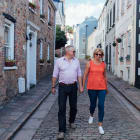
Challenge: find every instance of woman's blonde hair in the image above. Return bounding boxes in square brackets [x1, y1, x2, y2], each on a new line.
[93, 48, 104, 58]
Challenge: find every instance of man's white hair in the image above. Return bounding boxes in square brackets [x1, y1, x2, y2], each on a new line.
[65, 45, 75, 52]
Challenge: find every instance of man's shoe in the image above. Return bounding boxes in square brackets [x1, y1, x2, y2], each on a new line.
[88, 116, 94, 124]
[98, 126, 104, 135]
[69, 123, 76, 129]
[57, 132, 65, 140]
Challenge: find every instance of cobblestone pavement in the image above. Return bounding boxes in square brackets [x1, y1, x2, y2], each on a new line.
[32, 85, 140, 140]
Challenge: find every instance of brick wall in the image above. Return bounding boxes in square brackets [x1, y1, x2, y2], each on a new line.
[0, 0, 56, 104]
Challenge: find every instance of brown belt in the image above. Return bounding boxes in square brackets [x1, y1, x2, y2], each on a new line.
[59, 81, 77, 86]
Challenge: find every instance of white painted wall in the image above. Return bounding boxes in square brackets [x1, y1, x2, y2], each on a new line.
[115, 0, 136, 85]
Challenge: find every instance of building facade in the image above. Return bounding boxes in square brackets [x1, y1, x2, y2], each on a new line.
[53, 0, 65, 29]
[74, 17, 98, 59]
[0, 0, 56, 104]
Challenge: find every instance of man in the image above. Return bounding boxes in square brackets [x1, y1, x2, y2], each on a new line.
[52, 45, 83, 139]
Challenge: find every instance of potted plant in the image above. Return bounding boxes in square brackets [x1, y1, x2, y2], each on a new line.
[39, 59, 44, 64]
[112, 41, 117, 47]
[5, 59, 16, 67]
[47, 60, 51, 63]
[126, 55, 131, 61]
[29, 2, 36, 9]
[85, 55, 91, 61]
[48, 21, 52, 26]
[119, 56, 124, 62]
[116, 38, 122, 43]
[40, 14, 45, 19]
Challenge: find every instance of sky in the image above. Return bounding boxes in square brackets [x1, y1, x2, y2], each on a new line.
[65, 0, 106, 26]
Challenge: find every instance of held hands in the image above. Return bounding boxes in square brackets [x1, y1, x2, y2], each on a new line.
[79, 86, 84, 93]
[51, 87, 56, 95]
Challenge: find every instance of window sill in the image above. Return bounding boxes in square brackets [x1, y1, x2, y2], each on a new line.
[4, 66, 18, 70]
[29, 7, 37, 14]
[40, 63, 45, 66]
[40, 18, 46, 23]
[48, 25, 53, 30]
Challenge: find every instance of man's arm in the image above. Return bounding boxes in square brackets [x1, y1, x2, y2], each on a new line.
[77, 61, 84, 93]
[52, 60, 59, 94]
[83, 62, 90, 88]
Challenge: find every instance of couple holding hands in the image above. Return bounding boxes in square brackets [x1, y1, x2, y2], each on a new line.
[52, 45, 108, 139]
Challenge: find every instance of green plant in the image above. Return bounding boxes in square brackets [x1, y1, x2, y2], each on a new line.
[126, 55, 130, 61]
[85, 55, 91, 60]
[5, 59, 16, 67]
[40, 14, 45, 19]
[39, 59, 44, 63]
[119, 56, 124, 62]
[116, 38, 122, 43]
[47, 60, 51, 63]
[112, 41, 116, 47]
[55, 25, 67, 50]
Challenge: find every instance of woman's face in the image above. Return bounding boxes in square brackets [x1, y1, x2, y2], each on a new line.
[94, 51, 103, 60]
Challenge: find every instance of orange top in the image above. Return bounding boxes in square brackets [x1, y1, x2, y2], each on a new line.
[87, 60, 107, 90]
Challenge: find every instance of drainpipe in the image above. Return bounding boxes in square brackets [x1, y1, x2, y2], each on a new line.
[53, 10, 56, 65]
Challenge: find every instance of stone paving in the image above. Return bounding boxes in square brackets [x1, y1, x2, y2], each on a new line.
[107, 72, 140, 111]
[0, 74, 53, 140]
[32, 85, 140, 140]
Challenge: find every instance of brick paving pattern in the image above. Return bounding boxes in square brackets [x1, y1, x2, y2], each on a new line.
[32, 86, 140, 140]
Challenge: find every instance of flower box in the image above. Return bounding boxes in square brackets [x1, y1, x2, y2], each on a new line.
[29, 2, 36, 9]
[5, 60, 16, 67]
[40, 14, 45, 19]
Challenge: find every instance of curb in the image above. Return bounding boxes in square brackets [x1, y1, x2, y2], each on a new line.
[108, 81, 140, 112]
[4, 83, 58, 140]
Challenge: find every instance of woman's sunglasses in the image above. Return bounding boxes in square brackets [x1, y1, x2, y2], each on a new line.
[95, 53, 103, 56]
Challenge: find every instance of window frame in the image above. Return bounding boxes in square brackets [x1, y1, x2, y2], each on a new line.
[47, 44, 50, 60]
[4, 19, 15, 60]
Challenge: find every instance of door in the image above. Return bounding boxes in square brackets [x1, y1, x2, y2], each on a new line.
[26, 27, 37, 90]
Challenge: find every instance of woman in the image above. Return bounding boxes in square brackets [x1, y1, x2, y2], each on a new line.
[83, 48, 108, 135]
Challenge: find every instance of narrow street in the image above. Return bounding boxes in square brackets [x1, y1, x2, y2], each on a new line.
[12, 62, 140, 140]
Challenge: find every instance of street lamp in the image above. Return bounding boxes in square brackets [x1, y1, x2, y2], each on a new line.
[85, 24, 88, 59]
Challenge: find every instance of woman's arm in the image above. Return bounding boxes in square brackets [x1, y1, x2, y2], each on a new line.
[83, 61, 90, 88]
[104, 64, 108, 94]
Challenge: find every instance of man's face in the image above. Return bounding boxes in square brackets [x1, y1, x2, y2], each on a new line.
[67, 48, 76, 58]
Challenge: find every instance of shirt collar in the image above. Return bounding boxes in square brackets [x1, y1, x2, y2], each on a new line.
[63, 56, 75, 61]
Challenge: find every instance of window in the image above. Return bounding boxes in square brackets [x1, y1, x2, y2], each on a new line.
[127, 31, 131, 55]
[138, 34, 140, 44]
[138, 53, 140, 61]
[40, 0, 44, 15]
[110, 10, 112, 27]
[117, 0, 120, 20]
[120, 35, 125, 58]
[40, 42, 43, 59]
[127, 67, 130, 80]
[4, 19, 14, 60]
[48, 6, 51, 23]
[47, 44, 50, 60]
[29, 0, 34, 3]
[127, 0, 132, 7]
[121, 0, 125, 15]
[113, 3, 116, 24]
[138, 68, 140, 76]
